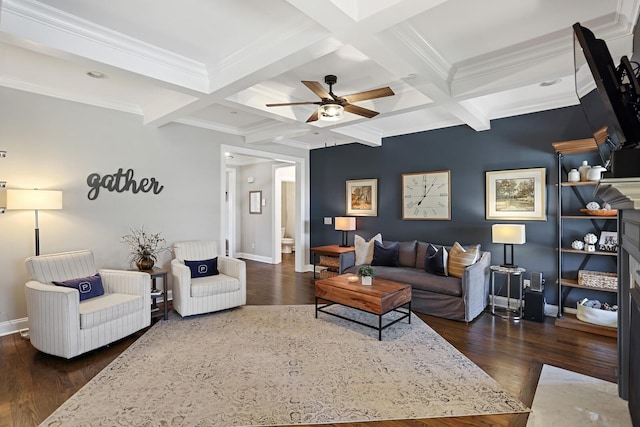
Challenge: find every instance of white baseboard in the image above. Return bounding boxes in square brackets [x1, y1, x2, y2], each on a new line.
[236, 252, 273, 264]
[0, 317, 28, 337]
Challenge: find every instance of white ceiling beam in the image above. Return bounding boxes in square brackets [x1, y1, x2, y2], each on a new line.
[245, 125, 312, 145]
[329, 123, 384, 146]
[0, 0, 210, 93]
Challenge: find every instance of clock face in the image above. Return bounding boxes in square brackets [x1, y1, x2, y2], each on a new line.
[402, 170, 451, 220]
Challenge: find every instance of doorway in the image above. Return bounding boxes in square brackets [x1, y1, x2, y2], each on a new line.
[220, 145, 307, 272]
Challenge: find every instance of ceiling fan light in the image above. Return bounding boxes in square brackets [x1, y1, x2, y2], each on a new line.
[318, 104, 344, 121]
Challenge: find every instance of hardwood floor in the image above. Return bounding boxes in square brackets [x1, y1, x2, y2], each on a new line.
[0, 253, 618, 427]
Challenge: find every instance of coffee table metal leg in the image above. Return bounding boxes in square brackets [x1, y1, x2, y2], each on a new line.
[379, 315, 382, 341]
[315, 297, 318, 318]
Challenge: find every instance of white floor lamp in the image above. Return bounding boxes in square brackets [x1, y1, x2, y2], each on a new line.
[6, 189, 63, 255]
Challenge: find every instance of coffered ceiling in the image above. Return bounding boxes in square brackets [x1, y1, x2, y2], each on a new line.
[1, 0, 639, 149]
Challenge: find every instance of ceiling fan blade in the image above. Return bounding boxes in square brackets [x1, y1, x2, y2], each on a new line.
[341, 87, 394, 103]
[344, 104, 379, 118]
[302, 81, 332, 100]
[305, 110, 319, 123]
[266, 101, 320, 107]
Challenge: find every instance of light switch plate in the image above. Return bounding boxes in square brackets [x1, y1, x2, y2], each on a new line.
[324, 217, 332, 225]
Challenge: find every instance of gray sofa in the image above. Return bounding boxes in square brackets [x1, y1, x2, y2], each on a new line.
[344, 240, 491, 322]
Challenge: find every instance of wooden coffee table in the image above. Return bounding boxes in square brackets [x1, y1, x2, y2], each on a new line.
[314, 273, 412, 340]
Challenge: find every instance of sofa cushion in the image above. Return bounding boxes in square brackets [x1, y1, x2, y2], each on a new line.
[397, 240, 417, 267]
[191, 274, 240, 297]
[79, 293, 143, 329]
[354, 233, 382, 265]
[372, 241, 399, 266]
[448, 242, 480, 279]
[425, 244, 448, 276]
[370, 266, 462, 297]
[415, 241, 431, 270]
[53, 273, 104, 301]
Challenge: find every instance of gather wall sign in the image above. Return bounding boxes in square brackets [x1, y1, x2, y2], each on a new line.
[86, 168, 164, 200]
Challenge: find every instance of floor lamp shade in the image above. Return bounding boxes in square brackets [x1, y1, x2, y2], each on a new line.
[335, 217, 356, 247]
[6, 189, 63, 210]
[6, 189, 63, 255]
[492, 224, 526, 268]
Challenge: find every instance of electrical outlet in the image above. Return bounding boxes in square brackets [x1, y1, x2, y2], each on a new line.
[251, 242, 255, 249]
[523, 279, 531, 288]
[324, 217, 332, 225]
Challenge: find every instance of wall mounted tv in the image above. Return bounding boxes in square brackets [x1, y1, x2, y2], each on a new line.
[574, 22, 640, 177]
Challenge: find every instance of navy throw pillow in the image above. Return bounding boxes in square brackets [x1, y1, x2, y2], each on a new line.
[424, 244, 448, 276]
[184, 257, 219, 278]
[371, 240, 400, 267]
[53, 273, 105, 301]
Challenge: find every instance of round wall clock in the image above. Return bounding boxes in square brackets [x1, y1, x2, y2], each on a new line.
[402, 170, 451, 220]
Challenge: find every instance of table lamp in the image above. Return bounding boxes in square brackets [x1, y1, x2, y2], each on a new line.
[335, 217, 356, 247]
[6, 188, 63, 255]
[492, 224, 526, 268]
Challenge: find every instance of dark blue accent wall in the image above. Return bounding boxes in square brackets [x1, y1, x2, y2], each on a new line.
[310, 105, 616, 307]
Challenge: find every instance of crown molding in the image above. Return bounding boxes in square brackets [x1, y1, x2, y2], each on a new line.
[0, 76, 142, 115]
[2, 0, 209, 92]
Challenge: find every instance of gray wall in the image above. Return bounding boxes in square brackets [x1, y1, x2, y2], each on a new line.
[310, 105, 617, 308]
[0, 87, 308, 325]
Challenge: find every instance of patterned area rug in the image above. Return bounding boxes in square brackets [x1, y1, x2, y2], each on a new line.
[42, 305, 528, 426]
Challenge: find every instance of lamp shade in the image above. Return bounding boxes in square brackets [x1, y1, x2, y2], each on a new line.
[319, 104, 344, 121]
[492, 224, 526, 244]
[6, 189, 63, 210]
[335, 217, 356, 231]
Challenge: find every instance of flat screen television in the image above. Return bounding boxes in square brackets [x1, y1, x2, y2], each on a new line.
[573, 22, 640, 176]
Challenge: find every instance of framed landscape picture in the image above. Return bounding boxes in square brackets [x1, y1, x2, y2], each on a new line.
[485, 167, 546, 221]
[346, 178, 378, 216]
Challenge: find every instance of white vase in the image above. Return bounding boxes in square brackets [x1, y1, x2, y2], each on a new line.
[578, 160, 591, 182]
[568, 168, 580, 182]
[361, 276, 372, 286]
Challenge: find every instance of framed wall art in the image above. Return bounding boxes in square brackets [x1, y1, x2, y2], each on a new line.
[346, 178, 378, 216]
[402, 170, 450, 220]
[249, 190, 262, 214]
[485, 167, 546, 221]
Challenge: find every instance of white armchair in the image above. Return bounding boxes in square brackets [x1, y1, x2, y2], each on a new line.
[24, 250, 151, 359]
[171, 240, 246, 317]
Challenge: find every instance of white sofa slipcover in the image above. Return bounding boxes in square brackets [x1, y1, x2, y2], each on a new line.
[25, 250, 151, 359]
[171, 240, 246, 317]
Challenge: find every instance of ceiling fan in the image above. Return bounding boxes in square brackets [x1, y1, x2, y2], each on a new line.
[266, 75, 394, 123]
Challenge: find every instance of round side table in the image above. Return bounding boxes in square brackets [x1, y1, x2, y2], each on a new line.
[490, 265, 526, 320]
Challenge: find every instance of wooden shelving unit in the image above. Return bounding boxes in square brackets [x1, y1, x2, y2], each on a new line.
[553, 131, 619, 338]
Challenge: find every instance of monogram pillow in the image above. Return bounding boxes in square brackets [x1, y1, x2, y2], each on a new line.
[184, 258, 219, 278]
[53, 273, 105, 301]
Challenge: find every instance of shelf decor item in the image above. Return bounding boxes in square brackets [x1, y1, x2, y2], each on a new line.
[121, 227, 169, 270]
[578, 160, 591, 181]
[578, 270, 618, 290]
[568, 168, 580, 182]
[598, 231, 618, 252]
[485, 167, 546, 221]
[571, 240, 585, 250]
[357, 265, 377, 286]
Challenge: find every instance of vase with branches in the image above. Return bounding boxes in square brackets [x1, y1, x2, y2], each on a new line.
[121, 227, 169, 270]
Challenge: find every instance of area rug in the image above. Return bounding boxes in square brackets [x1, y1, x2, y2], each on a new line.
[527, 364, 632, 426]
[42, 305, 528, 426]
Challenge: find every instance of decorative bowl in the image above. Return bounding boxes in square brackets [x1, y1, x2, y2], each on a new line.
[580, 209, 618, 217]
